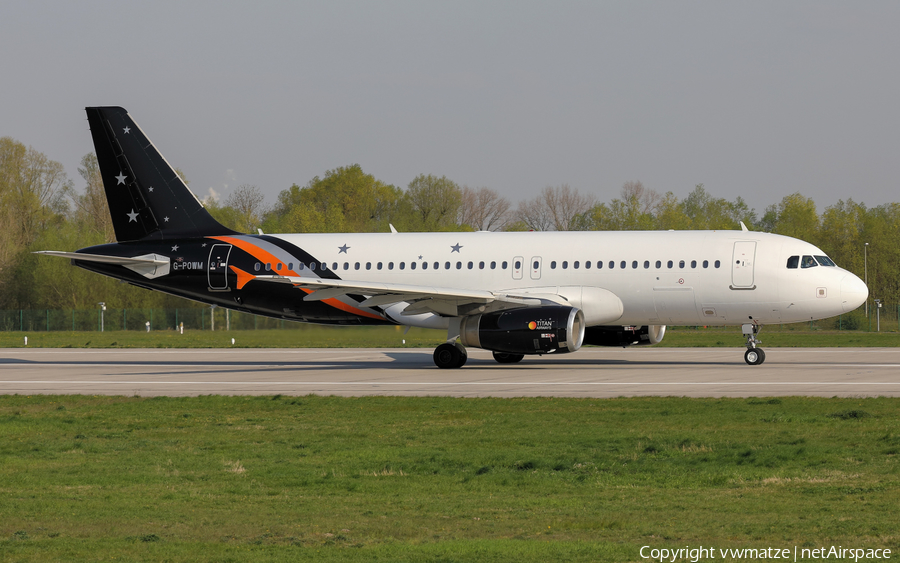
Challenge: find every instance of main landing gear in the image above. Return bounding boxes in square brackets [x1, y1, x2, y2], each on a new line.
[434, 342, 467, 369]
[742, 322, 766, 365]
[433, 344, 526, 368]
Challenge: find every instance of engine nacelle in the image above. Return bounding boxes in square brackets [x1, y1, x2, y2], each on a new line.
[459, 306, 585, 355]
[582, 325, 666, 347]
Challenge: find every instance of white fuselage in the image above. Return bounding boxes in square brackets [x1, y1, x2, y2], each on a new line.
[264, 229, 867, 328]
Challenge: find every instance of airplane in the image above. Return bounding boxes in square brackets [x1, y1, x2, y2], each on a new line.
[37, 107, 869, 368]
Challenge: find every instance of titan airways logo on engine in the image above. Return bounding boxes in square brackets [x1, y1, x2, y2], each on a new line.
[527, 319, 554, 331]
[172, 257, 205, 271]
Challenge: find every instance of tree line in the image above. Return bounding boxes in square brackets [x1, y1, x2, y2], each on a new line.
[2, 136, 897, 314]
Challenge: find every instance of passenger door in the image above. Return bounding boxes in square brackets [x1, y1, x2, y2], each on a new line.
[731, 241, 757, 289]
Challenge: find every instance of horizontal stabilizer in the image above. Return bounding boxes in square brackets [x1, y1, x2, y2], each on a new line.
[35, 251, 170, 279]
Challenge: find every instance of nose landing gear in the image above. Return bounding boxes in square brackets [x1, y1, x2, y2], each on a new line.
[742, 323, 765, 365]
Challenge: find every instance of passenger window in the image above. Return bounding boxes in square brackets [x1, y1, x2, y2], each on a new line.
[562, 261, 568, 269]
[502, 261, 508, 269]
[574, 261, 580, 269]
[433, 262, 439, 269]
[691, 260, 697, 268]
[609, 261, 615, 269]
[457, 262, 462, 269]
[288, 262, 294, 270]
[644, 260, 650, 269]
[632, 261, 638, 269]
[265, 263, 271, 271]
[445, 261, 451, 269]
[276, 263, 282, 271]
[388, 262, 394, 270]
[355, 262, 360, 270]
[714, 260, 720, 268]
[679, 260, 685, 268]
[801, 255, 818, 268]
[515, 260, 522, 269]
[366, 262, 372, 270]
[620, 261, 626, 269]
[467, 261, 474, 269]
[703, 260, 708, 269]
[597, 261, 603, 269]
[310, 263, 317, 271]
[491, 261, 497, 269]
[400, 262, 406, 270]
[655, 260, 661, 269]
[667, 260, 673, 268]
[786, 256, 799, 269]
[815, 255, 836, 267]
[254, 263, 261, 272]
[410, 262, 416, 270]
[532, 261, 538, 270]
[343, 262, 349, 270]
[332, 262, 338, 271]
[585, 261, 591, 269]
[551, 261, 557, 269]
[377, 262, 383, 270]
[298, 263, 305, 271]
[422, 262, 427, 270]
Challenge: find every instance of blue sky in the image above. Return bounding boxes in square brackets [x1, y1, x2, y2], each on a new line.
[3, 1, 899, 212]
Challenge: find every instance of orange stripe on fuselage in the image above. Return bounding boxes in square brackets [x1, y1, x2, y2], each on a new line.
[210, 236, 384, 321]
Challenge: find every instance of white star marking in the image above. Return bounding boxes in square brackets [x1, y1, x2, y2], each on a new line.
[127, 209, 138, 222]
[171, 245, 179, 252]
[123, 126, 131, 134]
[116, 172, 127, 185]
[201, 243, 207, 247]
[148, 186, 154, 193]
[164, 217, 170, 222]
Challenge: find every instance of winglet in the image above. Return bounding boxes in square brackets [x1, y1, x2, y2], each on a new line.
[740, 221, 749, 232]
[229, 265, 256, 290]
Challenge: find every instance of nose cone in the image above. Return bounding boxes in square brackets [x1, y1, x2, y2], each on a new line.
[840, 273, 868, 313]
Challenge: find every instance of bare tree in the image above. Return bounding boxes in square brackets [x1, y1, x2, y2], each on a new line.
[516, 184, 594, 231]
[458, 186, 511, 231]
[621, 180, 661, 214]
[225, 184, 267, 233]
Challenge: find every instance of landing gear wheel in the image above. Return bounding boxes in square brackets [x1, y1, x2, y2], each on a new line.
[492, 351, 525, 364]
[744, 348, 766, 366]
[434, 342, 467, 369]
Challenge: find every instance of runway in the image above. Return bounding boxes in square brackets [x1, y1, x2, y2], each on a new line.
[2, 347, 899, 398]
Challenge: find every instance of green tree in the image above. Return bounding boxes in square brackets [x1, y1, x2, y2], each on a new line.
[403, 174, 464, 231]
[266, 165, 402, 233]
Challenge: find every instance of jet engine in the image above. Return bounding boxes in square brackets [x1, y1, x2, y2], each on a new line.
[582, 325, 666, 347]
[459, 306, 585, 355]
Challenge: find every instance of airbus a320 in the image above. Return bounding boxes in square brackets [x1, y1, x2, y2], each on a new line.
[38, 107, 869, 368]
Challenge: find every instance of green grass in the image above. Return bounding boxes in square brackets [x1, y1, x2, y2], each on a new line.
[1, 395, 899, 561]
[0, 324, 897, 348]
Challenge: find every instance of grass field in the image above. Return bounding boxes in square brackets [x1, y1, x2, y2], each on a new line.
[1, 395, 898, 561]
[0, 324, 897, 349]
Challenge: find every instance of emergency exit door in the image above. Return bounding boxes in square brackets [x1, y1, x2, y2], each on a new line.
[208, 244, 232, 290]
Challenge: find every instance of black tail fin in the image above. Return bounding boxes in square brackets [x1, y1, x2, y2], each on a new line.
[86, 106, 236, 241]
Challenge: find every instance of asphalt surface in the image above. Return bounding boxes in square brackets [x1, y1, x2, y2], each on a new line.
[2, 347, 899, 398]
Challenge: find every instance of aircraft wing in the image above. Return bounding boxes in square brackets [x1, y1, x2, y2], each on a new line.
[252, 274, 559, 317]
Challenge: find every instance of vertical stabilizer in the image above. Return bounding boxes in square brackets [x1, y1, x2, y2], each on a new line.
[86, 106, 235, 241]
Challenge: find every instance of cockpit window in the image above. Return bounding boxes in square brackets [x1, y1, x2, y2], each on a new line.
[815, 255, 836, 267]
[801, 255, 818, 268]
[786, 256, 799, 269]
